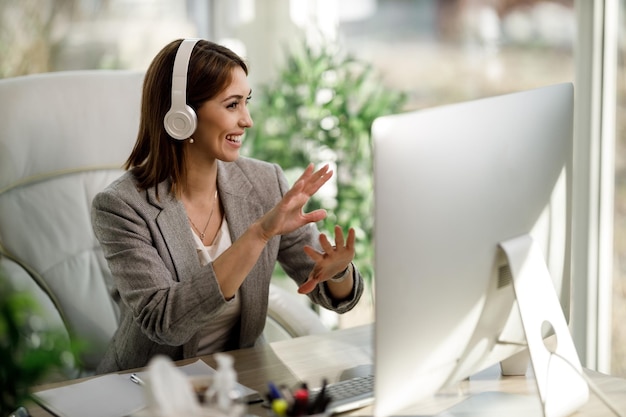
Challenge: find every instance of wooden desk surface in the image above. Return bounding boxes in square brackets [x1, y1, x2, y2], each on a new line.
[28, 324, 626, 417]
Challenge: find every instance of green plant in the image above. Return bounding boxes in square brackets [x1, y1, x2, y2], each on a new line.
[0, 266, 81, 415]
[244, 37, 407, 285]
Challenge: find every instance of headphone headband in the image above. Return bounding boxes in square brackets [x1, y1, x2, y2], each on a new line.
[164, 38, 200, 140]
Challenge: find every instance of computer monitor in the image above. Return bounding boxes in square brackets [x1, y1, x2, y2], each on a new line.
[372, 83, 588, 417]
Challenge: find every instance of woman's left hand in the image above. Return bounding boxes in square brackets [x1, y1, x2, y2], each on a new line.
[298, 226, 356, 294]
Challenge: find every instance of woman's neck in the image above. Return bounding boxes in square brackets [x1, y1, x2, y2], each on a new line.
[181, 160, 218, 201]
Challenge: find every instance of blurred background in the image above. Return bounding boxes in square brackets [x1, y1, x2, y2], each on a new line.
[2, 0, 626, 378]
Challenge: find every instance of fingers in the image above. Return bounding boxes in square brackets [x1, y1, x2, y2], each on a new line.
[297, 276, 318, 294]
[297, 164, 332, 197]
[333, 225, 345, 248]
[304, 245, 323, 262]
[345, 227, 356, 250]
[301, 208, 327, 224]
[325, 226, 355, 252]
[319, 233, 334, 254]
[283, 164, 332, 207]
[310, 227, 356, 258]
[301, 226, 357, 294]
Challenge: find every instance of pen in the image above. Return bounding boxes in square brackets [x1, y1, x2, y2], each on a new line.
[129, 373, 145, 386]
[292, 383, 309, 416]
[267, 381, 283, 400]
[279, 384, 294, 405]
[308, 378, 328, 414]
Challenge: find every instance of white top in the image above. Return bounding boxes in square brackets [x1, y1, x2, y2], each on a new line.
[192, 218, 242, 355]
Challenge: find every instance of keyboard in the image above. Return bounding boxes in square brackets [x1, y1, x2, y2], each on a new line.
[310, 374, 375, 414]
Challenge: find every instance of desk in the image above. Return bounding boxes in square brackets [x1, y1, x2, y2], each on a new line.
[29, 324, 626, 417]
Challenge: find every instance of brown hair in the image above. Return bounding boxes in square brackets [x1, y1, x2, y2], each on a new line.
[125, 39, 249, 196]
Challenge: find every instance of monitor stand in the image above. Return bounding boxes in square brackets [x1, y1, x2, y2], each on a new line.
[497, 234, 589, 417]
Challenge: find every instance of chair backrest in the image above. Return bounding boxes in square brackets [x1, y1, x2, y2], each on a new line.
[0, 70, 144, 374]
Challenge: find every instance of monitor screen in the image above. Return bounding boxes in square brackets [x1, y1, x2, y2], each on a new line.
[372, 83, 587, 417]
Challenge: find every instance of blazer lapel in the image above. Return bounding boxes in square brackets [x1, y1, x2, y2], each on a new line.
[147, 179, 199, 282]
[217, 160, 265, 242]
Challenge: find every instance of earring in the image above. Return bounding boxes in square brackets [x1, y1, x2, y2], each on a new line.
[189, 138, 194, 144]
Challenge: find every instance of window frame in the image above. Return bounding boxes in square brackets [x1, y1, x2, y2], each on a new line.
[572, 0, 617, 373]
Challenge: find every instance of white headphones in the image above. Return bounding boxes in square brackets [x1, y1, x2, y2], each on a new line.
[164, 38, 201, 140]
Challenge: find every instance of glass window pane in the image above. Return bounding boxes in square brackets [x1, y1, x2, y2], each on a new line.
[337, 0, 575, 110]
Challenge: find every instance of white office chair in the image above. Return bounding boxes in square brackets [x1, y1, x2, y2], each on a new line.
[0, 70, 327, 379]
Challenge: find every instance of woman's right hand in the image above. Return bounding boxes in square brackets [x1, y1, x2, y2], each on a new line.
[256, 163, 332, 241]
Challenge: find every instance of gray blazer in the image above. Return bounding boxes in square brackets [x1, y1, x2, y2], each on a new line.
[91, 157, 363, 373]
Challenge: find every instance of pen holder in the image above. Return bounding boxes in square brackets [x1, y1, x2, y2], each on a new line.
[266, 393, 331, 417]
[266, 380, 332, 417]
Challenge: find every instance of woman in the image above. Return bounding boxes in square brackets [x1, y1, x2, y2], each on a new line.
[91, 38, 364, 374]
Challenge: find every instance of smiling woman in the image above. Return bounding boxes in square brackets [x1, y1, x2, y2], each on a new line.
[89, 38, 365, 374]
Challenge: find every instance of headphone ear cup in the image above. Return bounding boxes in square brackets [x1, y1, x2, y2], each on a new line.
[164, 104, 197, 140]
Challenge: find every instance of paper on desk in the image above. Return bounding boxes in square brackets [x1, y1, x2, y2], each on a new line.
[32, 359, 261, 417]
[33, 373, 145, 417]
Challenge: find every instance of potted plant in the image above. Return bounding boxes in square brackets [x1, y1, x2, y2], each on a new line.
[0, 264, 81, 415]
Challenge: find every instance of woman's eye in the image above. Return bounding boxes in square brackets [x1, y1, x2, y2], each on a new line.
[227, 101, 239, 109]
